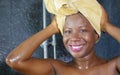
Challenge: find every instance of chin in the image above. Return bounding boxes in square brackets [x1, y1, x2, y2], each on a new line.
[69, 51, 85, 58]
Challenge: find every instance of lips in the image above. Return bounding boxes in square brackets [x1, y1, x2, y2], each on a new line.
[69, 45, 84, 52]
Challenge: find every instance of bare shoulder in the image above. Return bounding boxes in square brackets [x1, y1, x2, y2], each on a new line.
[108, 56, 120, 64]
[104, 56, 119, 68]
[50, 59, 71, 69]
[50, 59, 76, 74]
[113, 56, 120, 72]
[104, 56, 120, 74]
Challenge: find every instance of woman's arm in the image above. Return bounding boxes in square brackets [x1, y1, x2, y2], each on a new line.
[6, 17, 59, 75]
[104, 23, 120, 43]
[100, 5, 120, 43]
[100, 5, 120, 73]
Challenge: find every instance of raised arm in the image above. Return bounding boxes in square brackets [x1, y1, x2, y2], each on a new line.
[6, 17, 59, 75]
[100, 5, 120, 43]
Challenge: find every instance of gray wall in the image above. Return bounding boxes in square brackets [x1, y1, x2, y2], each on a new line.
[0, 0, 120, 75]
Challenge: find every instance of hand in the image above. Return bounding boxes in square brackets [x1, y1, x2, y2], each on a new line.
[50, 16, 59, 34]
[100, 5, 110, 32]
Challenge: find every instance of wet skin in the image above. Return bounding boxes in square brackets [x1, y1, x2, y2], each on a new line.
[6, 13, 120, 75]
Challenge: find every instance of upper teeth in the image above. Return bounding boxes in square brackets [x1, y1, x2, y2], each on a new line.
[72, 46, 82, 49]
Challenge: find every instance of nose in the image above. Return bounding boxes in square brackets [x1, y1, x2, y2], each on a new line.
[70, 32, 81, 41]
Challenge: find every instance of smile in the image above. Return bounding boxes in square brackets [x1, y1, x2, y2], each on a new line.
[70, 45, 84, 52]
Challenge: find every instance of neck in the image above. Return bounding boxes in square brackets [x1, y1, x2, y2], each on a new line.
[72, 51, 105, 70]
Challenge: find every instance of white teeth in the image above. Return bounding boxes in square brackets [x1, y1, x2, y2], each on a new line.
[72, 46, 82, 49]
[70, 45, 84, 52]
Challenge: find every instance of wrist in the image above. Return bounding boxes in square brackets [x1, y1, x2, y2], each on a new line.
[104, 22, 111, 33]
[46, 24, 59, 34]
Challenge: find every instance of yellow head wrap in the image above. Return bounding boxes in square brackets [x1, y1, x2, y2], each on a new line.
[44, 0, 102, 36]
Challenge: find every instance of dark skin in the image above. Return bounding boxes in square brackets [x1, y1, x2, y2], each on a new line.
[6, 6, 120, 75]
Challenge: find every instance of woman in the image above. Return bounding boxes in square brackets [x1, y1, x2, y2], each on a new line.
[6, 5, 120, 74]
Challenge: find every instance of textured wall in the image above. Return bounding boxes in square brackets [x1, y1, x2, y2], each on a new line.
[0, 0, 44, 74]
[0, 0, 120, 75]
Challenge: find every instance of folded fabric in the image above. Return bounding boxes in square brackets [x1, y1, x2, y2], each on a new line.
[44, 0, 102, 36]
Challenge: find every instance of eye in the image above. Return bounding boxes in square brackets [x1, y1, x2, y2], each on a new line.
[80, 29, 87, 33]
[64, 29, 72, 35]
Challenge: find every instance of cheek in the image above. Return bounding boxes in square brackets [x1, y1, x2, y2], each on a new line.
[84, 33, 96, 44]
[63, 36, 69, 49]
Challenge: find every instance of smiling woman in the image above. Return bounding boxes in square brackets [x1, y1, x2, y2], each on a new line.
[4, 0, 120, 75]
[63, 13, 99, 59]
[6, 3, 120, 75]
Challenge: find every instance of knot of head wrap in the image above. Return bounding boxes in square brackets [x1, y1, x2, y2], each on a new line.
[44, 0, 102, 36]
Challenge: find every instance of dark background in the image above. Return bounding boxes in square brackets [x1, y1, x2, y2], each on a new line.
[0, 0, 120, 75]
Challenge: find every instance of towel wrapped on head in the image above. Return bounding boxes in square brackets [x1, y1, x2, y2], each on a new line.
[44, 0, 102, 36]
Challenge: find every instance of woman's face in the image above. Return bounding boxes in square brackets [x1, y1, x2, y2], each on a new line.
[63, 13, 98, 58]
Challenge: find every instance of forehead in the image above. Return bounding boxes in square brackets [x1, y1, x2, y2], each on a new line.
[65, 13, 92, 28]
